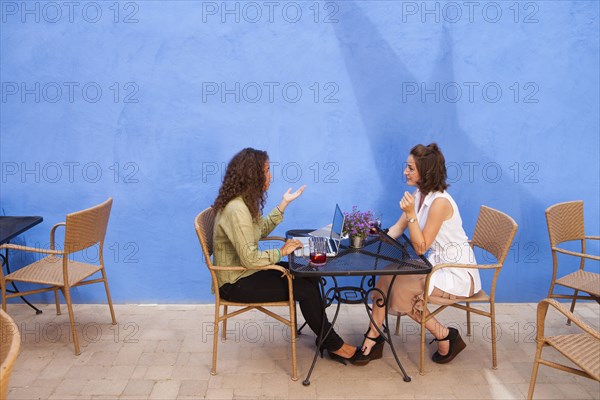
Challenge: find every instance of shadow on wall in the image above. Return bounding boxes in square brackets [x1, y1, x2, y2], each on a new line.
[332, 2, 546, 301]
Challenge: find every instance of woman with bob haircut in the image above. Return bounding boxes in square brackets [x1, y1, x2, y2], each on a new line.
[212, 148, 357, 363]
[355, 143, 480, 366]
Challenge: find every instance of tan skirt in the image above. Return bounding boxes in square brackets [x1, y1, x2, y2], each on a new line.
[374, 274, 474, 318]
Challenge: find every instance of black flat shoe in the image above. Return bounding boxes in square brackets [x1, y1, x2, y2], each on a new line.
[352, 330, 386, 366]
[327, 346, 361, 365]
[430, 327, 466, 364]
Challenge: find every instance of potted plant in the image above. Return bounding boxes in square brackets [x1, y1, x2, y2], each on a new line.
[343, 206, 373, 248]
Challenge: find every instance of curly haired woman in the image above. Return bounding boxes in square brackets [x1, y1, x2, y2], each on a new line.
[212, 148, 357, 363]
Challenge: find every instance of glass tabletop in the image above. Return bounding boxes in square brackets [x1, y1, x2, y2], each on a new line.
[287, 229, 432, 277]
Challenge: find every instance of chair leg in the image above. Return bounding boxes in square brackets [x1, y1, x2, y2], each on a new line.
[100, 268, 117, 324]
[420, 318, 426, 375]
[466, 302, 472, 336]
[289, 302, 298, 381]
[394, 314, 402, 336]
[566, 290, 578, 325]
[211, 303, 219, 375]
[54, 288, 61, 315]
[222, 305, 228, 341]
[490, 303, 497, 369]
[527, 343, 544, 399]
[62, 287, 81, 355]
[293, 305, 307, 335]
[1, 281, 6, 311]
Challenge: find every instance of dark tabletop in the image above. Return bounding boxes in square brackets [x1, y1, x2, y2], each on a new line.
[287, 229, 432, 277]
[0, 216, 43, 245]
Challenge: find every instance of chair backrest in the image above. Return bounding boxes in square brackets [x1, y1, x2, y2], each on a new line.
[0, 310, 21, 400]
[546, 201, 585, 247]
[64, 198, 113, 254]
[195, 207, 224, 296]
[471, 205, 518, 265]
[195, 207, 216, 262]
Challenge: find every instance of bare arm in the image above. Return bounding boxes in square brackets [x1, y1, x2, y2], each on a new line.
[388, 213, 408, 239]
[401, 192, 452, 255]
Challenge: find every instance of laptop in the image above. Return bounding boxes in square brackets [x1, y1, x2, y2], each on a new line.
[294, 204, 345, 257]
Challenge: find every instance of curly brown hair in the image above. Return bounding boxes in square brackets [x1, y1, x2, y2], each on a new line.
[213, 148, 269, 221]
[410, 143, 449, 195]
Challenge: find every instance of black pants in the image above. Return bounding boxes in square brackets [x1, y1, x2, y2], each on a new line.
[219, 269, 344, 352]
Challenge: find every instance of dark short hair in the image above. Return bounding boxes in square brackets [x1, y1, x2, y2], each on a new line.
[410, 143, 448, 195]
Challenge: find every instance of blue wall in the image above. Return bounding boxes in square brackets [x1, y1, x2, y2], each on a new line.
[1, 0, 598, 303]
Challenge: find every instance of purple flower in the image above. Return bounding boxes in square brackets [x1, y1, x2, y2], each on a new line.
[342, 207, 376, 238]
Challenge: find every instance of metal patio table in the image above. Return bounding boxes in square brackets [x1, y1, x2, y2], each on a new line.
[287, 228, 432, 385]
[0, 216, 44, 314]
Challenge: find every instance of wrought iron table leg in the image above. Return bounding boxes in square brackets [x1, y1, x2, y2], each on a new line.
[302, 276, 341, 386]
[384, 310, 411, 382]
[1, 250, 43, 314]
[364, 274, 411, 382]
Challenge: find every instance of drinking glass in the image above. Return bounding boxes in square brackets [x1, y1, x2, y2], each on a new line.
[369, 212, 383, 235]
[309, 237, 327, 267]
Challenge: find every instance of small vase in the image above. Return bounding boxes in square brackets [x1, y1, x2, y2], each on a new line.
[350, 235, 365, 248]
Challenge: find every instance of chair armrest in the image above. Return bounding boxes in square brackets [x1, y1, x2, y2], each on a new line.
[50, 222, 66, 250]
[210, 264, 291, 278]
[585, 236, 600, 241]
[260, 236, 286, 243]
[0, 243, 63, 255]
[244, 264, 292, 278]
[553, 247, 600, 261]
[538, 298, 600, 340]
[210, 265, 248, 272]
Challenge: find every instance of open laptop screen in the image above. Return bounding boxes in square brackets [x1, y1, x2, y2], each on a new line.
[330, 204, 344, 242]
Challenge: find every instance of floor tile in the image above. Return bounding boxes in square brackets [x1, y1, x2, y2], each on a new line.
[4, 302, 599, 400]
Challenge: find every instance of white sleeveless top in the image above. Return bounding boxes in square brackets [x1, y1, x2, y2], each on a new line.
[413, 190, 481, 297]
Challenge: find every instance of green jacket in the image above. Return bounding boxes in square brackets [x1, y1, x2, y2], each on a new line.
[213, 196, 283, 288]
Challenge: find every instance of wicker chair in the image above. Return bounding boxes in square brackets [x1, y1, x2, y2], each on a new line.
[395, 205, 518, 374]
[545, 201, 600, 323]
[0, 198, 116, 355]
[1, 309, 21, 400]
[195, 207, 297, 380]
[528, 298, 599, 399]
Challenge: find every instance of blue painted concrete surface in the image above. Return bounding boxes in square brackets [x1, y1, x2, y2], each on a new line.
[0, 1, 598, 303]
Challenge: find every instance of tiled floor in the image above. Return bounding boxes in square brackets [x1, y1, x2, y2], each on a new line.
[5, 302, 600, 399]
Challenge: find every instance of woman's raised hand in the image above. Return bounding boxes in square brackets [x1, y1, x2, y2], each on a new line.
[399, 191, 416, 216]
[282, 185, 307, 204]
